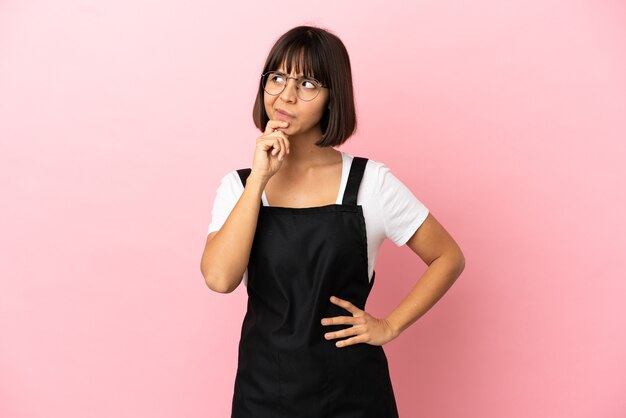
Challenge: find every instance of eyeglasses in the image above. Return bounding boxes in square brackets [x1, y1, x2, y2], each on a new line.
[261, 71, 329, 101]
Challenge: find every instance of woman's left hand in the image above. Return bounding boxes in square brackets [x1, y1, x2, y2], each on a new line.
[321, 296, 398, 348]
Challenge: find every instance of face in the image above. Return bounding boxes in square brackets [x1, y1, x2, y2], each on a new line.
[263, 61, 329, 136]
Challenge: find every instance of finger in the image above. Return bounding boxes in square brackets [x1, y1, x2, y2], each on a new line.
[265, 130, 286, 154]
[324, 325, 360, 341]
[267, 120, 289, 134]
[330, 296, 361, 315]
[335, 334, 366, 348]
[259, 136, 280, 151]
[276, 136, 289, 159]
[271, 139, 281, 156]
[321, 315, 360, 326]
[272, 128, 288, 139]
[265, 120, 290, 135]
[279, 134, 290, 154]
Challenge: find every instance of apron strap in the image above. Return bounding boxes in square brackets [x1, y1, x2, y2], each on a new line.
[236, 168, 261, 205]
[342, 156, 368, 205]
[236, 168, 252, 188]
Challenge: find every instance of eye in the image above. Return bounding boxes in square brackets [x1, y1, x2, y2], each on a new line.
[271, 73, 286, 83]
[301, 79, 318, 89]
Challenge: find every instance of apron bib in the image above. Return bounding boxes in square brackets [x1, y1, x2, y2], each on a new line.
[231, 156, 399, 418]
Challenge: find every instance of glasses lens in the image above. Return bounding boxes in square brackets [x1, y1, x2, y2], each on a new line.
[263, 72, 322, 101]
[263, 72, 286, 95]
[298, 77, 321, 101]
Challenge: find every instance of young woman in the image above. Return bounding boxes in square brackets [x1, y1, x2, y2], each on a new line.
[201, 25, 465, 417]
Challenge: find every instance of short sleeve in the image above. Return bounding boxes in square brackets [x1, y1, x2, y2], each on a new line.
[207, 170, 241, 235]
[377, 163, 429, 247]
[206, 170, 249, 286]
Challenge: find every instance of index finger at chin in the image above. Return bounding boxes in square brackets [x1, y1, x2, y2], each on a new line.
[265, 121, 281, 134]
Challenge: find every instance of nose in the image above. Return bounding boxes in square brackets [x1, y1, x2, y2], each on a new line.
[278, 77, 298, 103]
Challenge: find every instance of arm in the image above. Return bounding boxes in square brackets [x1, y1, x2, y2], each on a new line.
[200, 174, 268, 294]
[384, 212, 465, 338]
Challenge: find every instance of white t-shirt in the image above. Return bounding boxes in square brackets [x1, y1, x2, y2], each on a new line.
[207, 151, 429, 287]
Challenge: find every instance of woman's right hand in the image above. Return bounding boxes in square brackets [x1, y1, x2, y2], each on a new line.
[251, 119, 291, 182]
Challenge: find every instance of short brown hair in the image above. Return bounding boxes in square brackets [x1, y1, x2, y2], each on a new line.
[252, 25, 357, 147]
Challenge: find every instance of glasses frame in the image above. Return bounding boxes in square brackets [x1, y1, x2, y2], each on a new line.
[261, 71, 330, 101]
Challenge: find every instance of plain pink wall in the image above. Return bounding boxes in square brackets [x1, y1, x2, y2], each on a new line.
[1, 1, 625, 417]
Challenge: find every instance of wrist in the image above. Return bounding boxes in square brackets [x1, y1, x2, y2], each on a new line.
[384, 317, 401, 340]
[247, 173, 269, 188]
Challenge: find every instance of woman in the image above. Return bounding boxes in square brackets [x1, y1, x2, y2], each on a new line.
[201, 25, 465, 418]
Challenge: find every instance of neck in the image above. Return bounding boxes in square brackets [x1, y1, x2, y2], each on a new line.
[280, 127, 340, 170]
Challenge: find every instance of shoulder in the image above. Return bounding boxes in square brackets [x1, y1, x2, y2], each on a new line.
[341, 150, 386, 172]
[341, 151, 391, 187]
[211, 169, 246, 204]
[219, 169, 245, 191]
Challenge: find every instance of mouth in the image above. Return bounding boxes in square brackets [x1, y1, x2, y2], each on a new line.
[275, 108, 295, 119]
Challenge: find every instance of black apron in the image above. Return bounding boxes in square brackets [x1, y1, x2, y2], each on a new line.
[231, 156, 400, 418]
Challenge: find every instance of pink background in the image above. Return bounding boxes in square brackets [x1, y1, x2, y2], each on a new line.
[1, 1, 625, 417]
